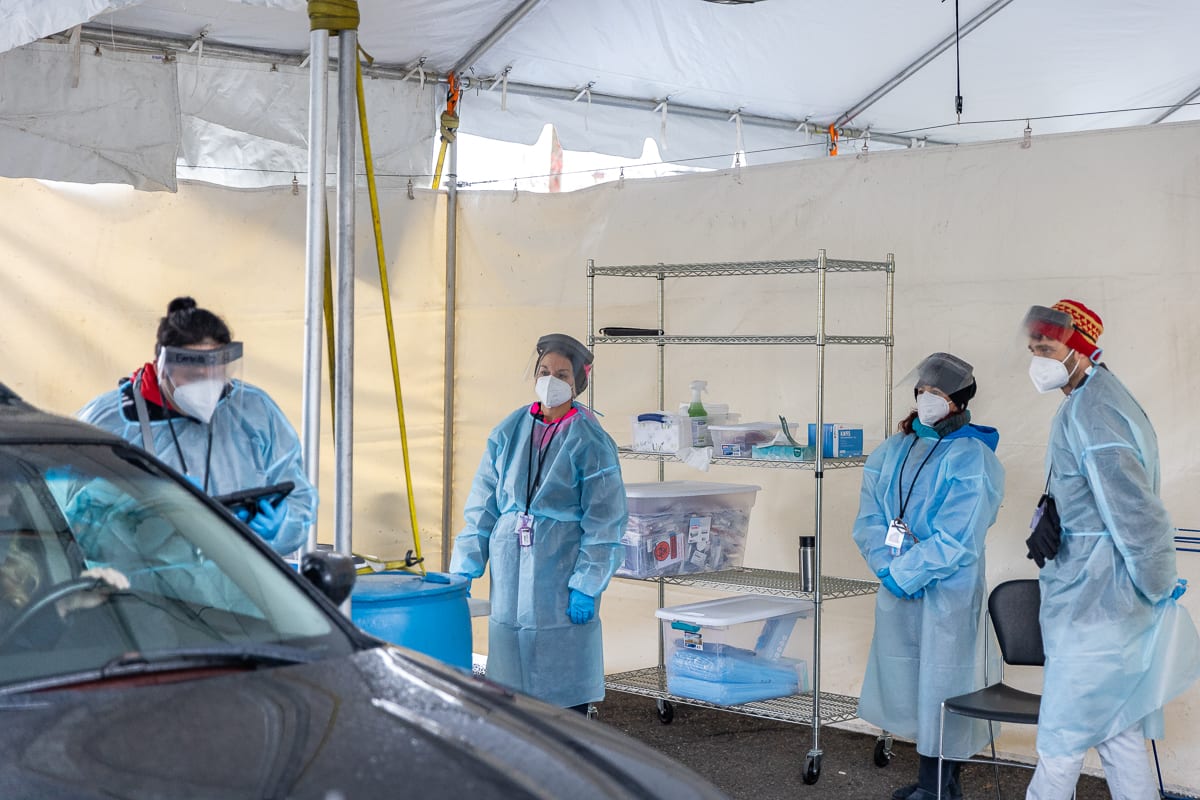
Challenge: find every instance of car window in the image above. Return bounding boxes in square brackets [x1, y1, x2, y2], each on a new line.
[0, 444, 353, 688]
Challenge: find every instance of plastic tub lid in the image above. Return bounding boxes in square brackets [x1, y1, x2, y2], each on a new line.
[625, 480, 762, 498]
[707, 421, 783, 431]
[352, 571, 468, 602]
[655, 595, 813, 625]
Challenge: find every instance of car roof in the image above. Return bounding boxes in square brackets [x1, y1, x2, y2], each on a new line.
[0, 382, 125, 445]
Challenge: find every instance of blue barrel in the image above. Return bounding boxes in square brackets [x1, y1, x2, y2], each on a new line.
[350, 571, 472, 670]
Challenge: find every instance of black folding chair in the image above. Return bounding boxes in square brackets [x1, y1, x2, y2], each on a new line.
[937, 579, 1044, 800]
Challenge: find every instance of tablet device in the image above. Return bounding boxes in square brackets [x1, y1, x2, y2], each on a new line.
[213, 481, 295, 520]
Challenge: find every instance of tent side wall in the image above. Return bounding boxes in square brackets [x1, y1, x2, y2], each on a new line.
[1, 119, 1198, 787]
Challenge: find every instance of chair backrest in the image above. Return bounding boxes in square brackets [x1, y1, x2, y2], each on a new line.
[988, 579, 1045, 667]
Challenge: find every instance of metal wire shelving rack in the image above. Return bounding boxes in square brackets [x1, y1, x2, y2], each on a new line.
[587, 250, 895, 785]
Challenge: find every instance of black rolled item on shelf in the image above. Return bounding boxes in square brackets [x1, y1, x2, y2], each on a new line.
[599, 326, 663, 336]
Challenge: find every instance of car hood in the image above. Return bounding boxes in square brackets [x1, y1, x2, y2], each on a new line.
[0, 647, 725, 800]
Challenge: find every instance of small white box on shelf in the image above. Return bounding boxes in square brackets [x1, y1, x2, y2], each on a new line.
[657, 595, 813, 706]
[617, 481, 760, 578]
[630, 412, 688, 453]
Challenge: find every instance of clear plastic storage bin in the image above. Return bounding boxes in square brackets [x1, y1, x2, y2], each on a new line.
[617, 481, 760, 578]
[708, 421, 796, 458]
[657, 595, 813, 705]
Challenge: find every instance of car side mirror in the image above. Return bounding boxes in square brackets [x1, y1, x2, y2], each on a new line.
[300, 550, 357, 606]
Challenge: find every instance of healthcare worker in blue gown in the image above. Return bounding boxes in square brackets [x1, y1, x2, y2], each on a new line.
[76, 296, 317, 556]
[852, 352, 1005, 800]
[451, 333, 627, 713]
[1022, 301, 1198, 800]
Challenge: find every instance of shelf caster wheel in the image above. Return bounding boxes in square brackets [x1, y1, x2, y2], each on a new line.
[656, 699, 675, 725]
[874, 735, 893, 767]
[803, 753, 821, 785]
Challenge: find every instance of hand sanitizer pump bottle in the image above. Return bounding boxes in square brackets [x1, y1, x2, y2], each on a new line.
[688, 380, 710, 447]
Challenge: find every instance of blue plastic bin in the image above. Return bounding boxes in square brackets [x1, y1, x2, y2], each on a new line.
[350, 571, 472, 670]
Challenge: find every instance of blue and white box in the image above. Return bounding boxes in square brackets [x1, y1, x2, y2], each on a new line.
[807, 423, 864, 458]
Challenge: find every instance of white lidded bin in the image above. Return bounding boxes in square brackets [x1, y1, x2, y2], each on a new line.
[617, 481, 761, 579]
[657, 595, 813, 706]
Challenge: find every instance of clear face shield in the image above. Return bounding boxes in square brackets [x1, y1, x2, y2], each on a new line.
[523, 334, 593, 407]
[895, 352, 975, 424]
[157, 342, 243, 423]
[1021, 306, 1084, 393]
[896, 352, 975, 398]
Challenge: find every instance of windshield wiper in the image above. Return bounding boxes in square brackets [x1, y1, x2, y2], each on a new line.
[0, 644, 318, 697]
[99, 643, 318, 676]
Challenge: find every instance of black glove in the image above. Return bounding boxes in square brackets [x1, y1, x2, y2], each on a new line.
[1025, 493, 1061, 568]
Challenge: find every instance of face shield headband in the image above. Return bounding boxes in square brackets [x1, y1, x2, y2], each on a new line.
[1022, 306, 1074, 346]
[157, 342, 243, 423]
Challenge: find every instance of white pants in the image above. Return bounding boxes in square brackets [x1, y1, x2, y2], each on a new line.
[1026, 724, 1158, 800]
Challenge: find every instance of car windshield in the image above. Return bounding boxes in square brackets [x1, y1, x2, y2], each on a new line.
[0, 442, 354, 689]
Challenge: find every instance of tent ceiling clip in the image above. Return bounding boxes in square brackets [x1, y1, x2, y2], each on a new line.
[1021, 119, 1032, 149]
[572, 81, 596, 103]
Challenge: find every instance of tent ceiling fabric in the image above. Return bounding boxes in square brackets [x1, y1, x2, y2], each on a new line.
[0, 43, 180, 191]
[2, 0, 1199, 188]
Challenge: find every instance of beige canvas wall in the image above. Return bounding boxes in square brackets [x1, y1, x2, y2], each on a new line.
[1, 118, 1198, 789]
[0, 179, 449, 564]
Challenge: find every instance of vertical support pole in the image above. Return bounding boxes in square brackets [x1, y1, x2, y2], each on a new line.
[333, 29, 358, 594]
[810, 249, 827, 760]
[302, 28, 329, 553]
[656, 272, 666, 673]
[440, 136, 459, 570]
[884, 254, 895, 436]
[586, 260, 595, 408]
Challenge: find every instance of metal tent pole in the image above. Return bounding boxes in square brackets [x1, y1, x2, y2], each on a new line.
[441, 139, 459, 570]
[302, 28, 329, 553]
[333, 29, 358, 577]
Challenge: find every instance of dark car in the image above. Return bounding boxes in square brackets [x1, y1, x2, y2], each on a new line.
[0, 384, 726, 800]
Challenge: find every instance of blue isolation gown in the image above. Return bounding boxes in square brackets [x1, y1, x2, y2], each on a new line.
[450, 404, 626, 708]
[1036, 366, 1199, 756]
[77, 376, 317, 555]
[852, 422, 1005, 758]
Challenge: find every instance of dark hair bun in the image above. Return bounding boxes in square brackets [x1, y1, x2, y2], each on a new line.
[167, 296, 198, 315]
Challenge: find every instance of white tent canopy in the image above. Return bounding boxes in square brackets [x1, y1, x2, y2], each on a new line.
[3, 0, 1200, 189]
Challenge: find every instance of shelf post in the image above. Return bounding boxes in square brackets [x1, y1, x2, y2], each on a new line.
[810, 249, 827, 761]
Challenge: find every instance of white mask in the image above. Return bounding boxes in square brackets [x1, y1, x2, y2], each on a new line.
[1028, 353, 1076, 394]
[535, 375, 574, 408]
[171, 379, 226, 423]
[915, 392, 951, 426]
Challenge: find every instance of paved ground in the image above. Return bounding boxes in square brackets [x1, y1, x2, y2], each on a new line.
[596, 690, 1120, 800]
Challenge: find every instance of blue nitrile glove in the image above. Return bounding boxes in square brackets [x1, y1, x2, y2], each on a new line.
[567, 589, 595, 624]
[456, 573, 473, 598]
[876, 567, 907, 600]
[246, 498, 286, 541]
[1171, 579, 1188, 601]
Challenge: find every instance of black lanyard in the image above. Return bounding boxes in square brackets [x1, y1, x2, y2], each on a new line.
[525, 412, 562, 513]
[896, 434, 943, 522]
[167, 418, 215, 493]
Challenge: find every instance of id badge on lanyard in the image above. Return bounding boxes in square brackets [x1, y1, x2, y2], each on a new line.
[886, 518, 911, 555]
[517, 512, 534, 547]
